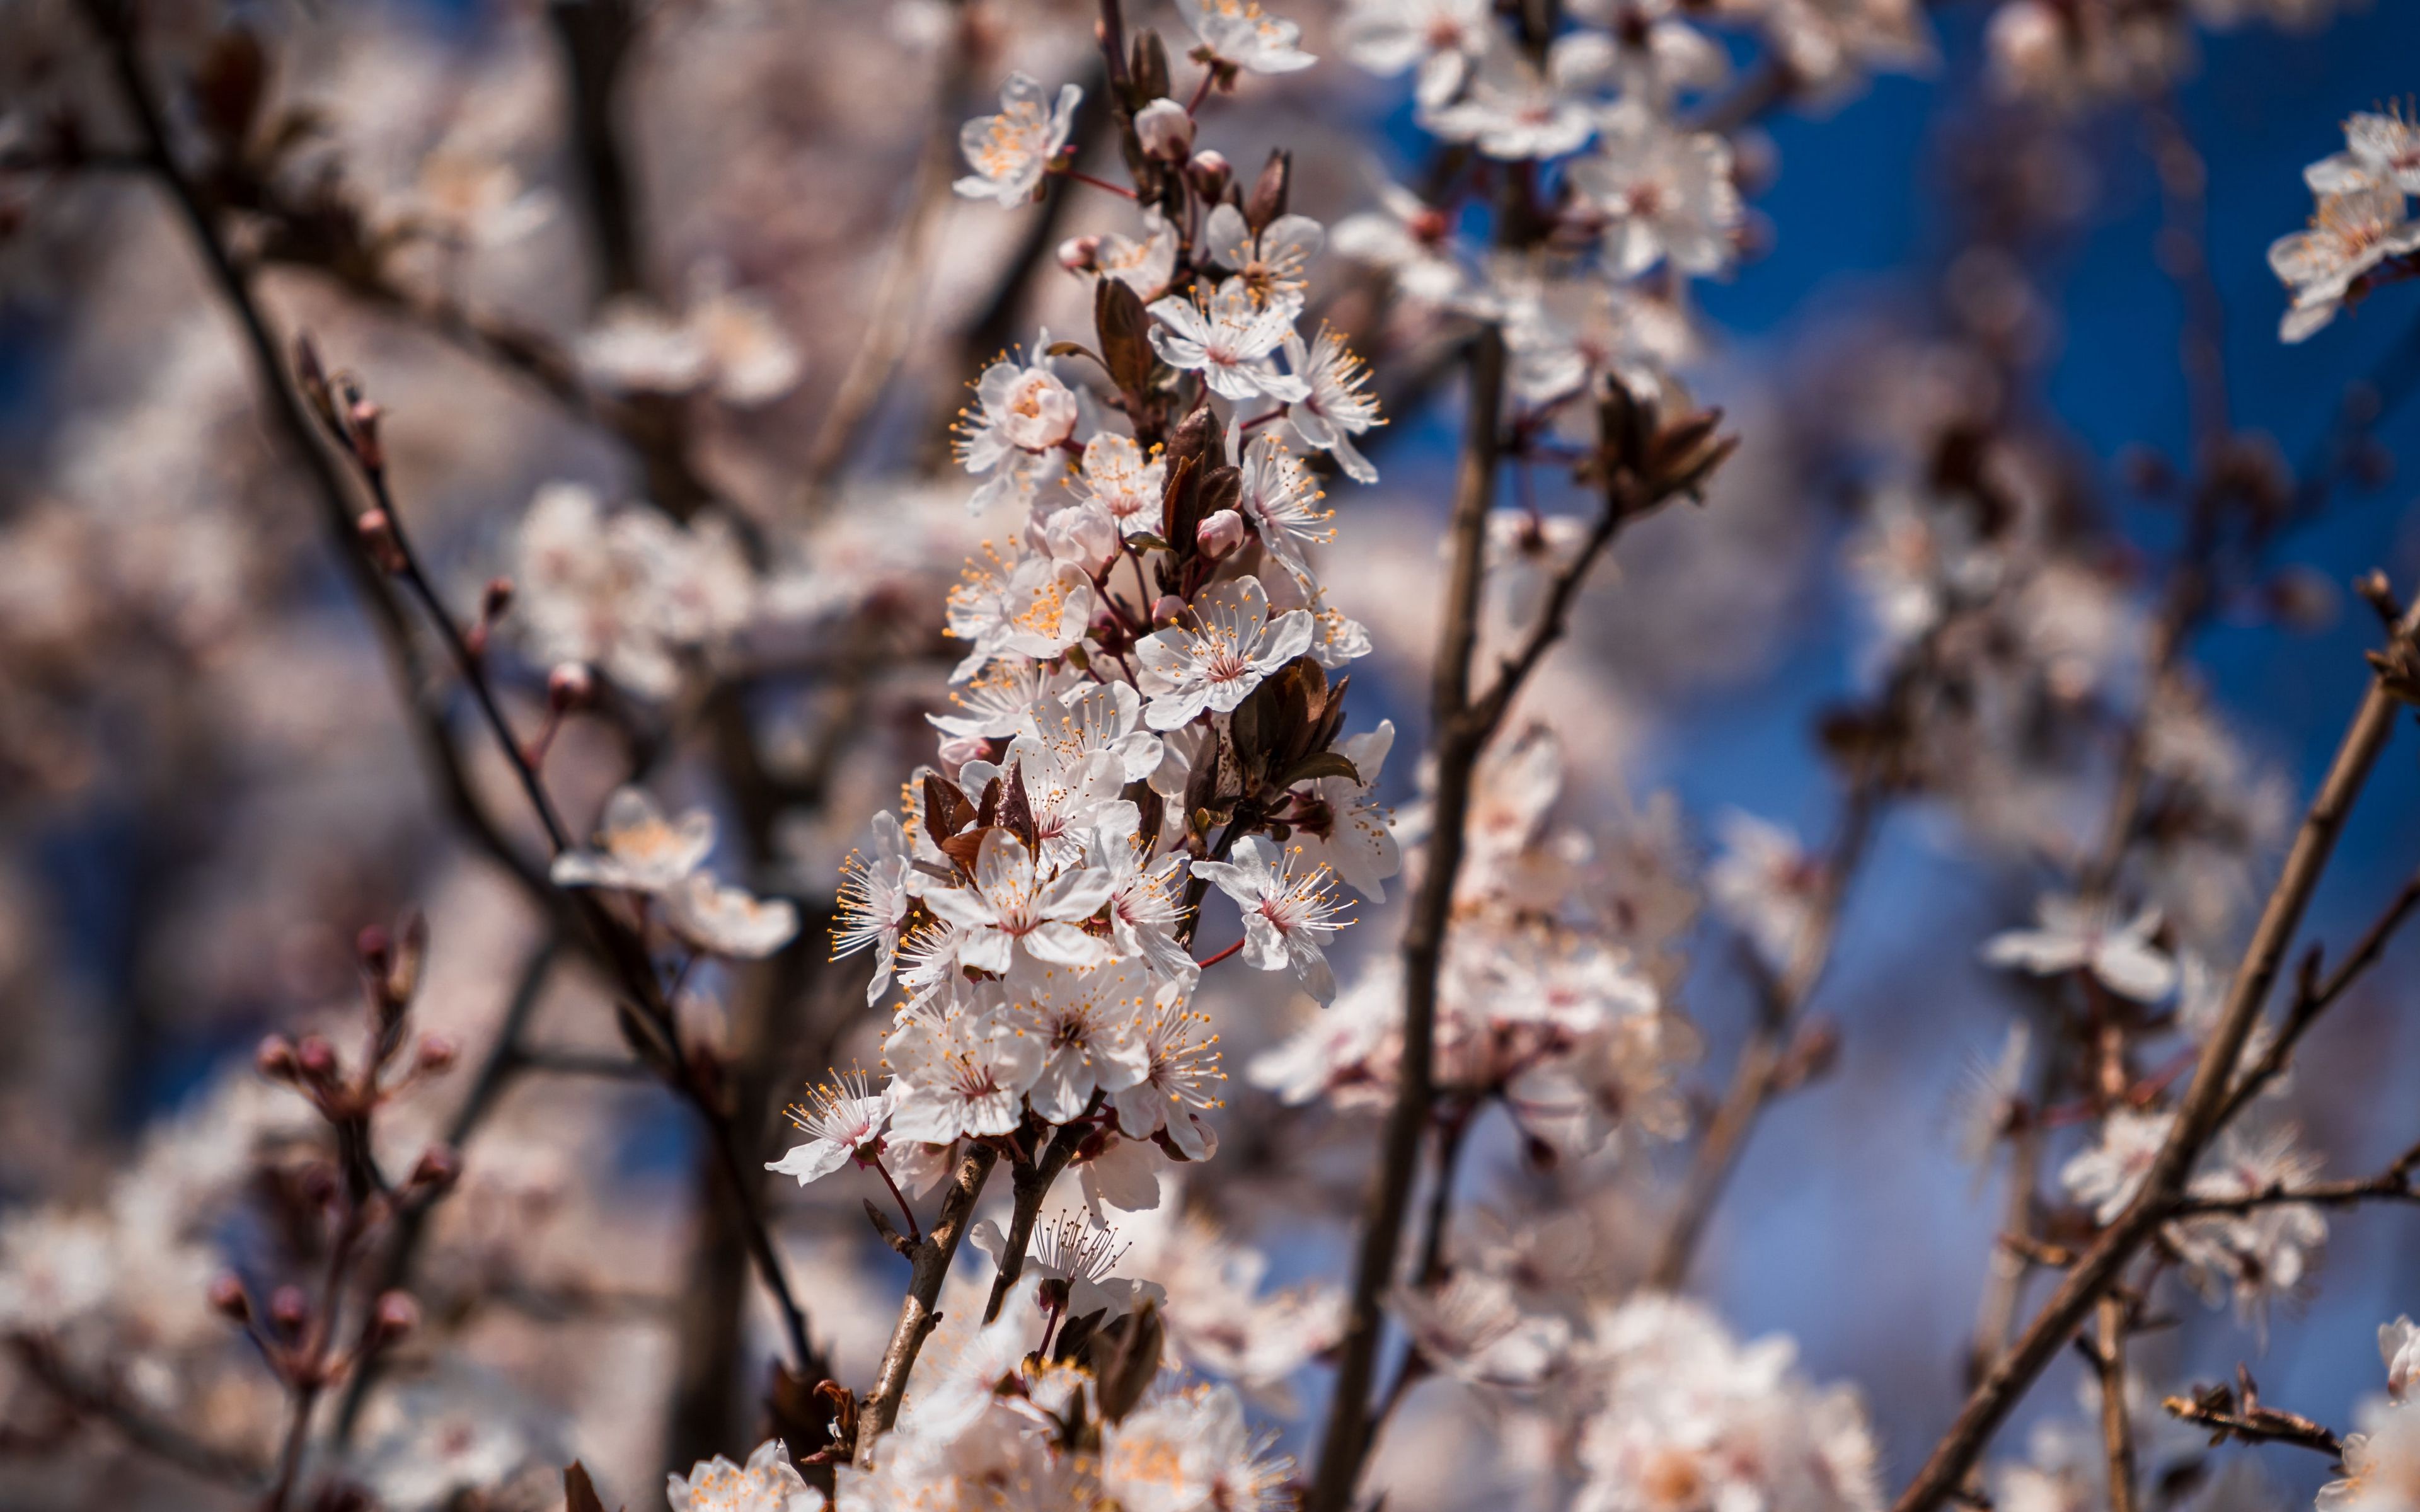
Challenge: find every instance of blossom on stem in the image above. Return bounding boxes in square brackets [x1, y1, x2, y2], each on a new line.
[766, 1068, 891, 1187]
[833, 811, 918, 1005]
[1281, 326, 1384, 483]
[953, 343, 1081, 514]
[1148, 280, 1312, 404]
[666, 1438, 821, 1512]
[550, 786, 713, 895]
[1178, 0, 1318, 74]
[921, 828, 1114, 973]
[1981, 893, 2177, 1003]
[1190, 835, 1349, 1004]
[1132, 575, 1316, 730]
[1568, 108, 1743, 278]
[2269, 180, 2420, 342]
[1338, 0, 1495, 108]
[955, 72, 1083, 206]
[1202, 203, 1325, 314]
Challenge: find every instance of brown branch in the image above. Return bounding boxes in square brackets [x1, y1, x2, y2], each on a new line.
[2164, 1369, 2344, 1459]
[2216, 868, 2420, 1126]
[856, 1142, 1002, 1462]
[1890, 592, 2420, 1512]
[1304, 324, 1504, 1512]
[1647, 776, 1881, 1290]
[2093, 1295, 2138, 1512]
[2164, 1138, 2420, 1218]
[11, 1336, 269, 1491]
[982, 1120, 1092, 1326]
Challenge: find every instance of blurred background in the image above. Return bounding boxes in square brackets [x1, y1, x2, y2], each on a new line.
[3, 0, 2419, 1507]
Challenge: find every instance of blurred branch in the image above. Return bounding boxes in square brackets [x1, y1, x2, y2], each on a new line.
[1891, 591, 2420, 1512]
[2215, 864, 2420, 1126]
[11, 1336, 269, 1491]
[2164, 1136, 2420, 1218]
[2092, 1295, 2138, 1512]
[2163, 1368, 2344, 1458]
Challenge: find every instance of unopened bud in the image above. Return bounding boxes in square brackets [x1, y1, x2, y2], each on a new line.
[256, 1034, 299, 1081]
[414, 1033, 459, 1076]
[208, 1273, 252, 1323]
[407, 1143, 462, 1194]
[480, 576, 514, 623]
[357, 924, 393, 980]
[1133, 98, 1194, 160]
[345, 397, 385, 471]
[1089, 610, 1131, 657]
[1185, 149, 1231, 201]
[269, 1284, 309, 1333]
[1057, 234, 1102, 273]
[355, 510, 405, 573]
[1196, 509, 1247, 559]
[370, 1290, 421, 1344]
[547, 660, 596, 713]
[1150, 594, 1188, 628]
[295, 1034, 339, 1080]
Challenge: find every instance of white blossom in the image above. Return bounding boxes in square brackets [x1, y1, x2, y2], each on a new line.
[956, 72, 1082, 205]
[1134, 574, 1315, 730]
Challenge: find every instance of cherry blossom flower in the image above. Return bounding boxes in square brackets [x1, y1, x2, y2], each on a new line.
[1338, 0, 1496, 108]
[2269, 181, 2420, 341]
[1420, 34, 1602, 161]
[833, 811, 917, 1004]
[1091, 809, 1199, 985]
[666, 1438, 822, 1512]
[1232, 432, 1335, 578]
[885, 996, 1047, 1142]
[1569, 0, 1730, 101]
[1002, 956, 1156, 1123]
[1178, 0, 1318, 74]
[2308, 106, 2420, 196]
[1498, 266, 1695, 406]
[1332, 180, 1468, 304]
[1288, 720, 1400, 902]
[1191, 835, 1350, 1004]
[766, 1068, 891, 1187]
[1100, 1385, 1294, 1512]
[2060, 1108, 2174, 1223]
[1281, 326, 1385, 483]
[1395, 1270, 1570, 1385]
[1032, 680, 1166, 786]
[662, 871, 800, 958]
[944, 542, 1097, 677]
[575, 266, 802, 407]
[514, 481, 754, 700]
[1706, 809, 1820, 974]
[550, 786, 713, 895]
[1202, 203, 1325, 314]
[1111, 993, 1226, 1159]
[2387, 1317, 2420, 1402]
[1148, 278, 1313, 403]
[2321, 1395, 2420, 1512]
[1134, 575, 1316, 730]
[1070, 433, 1169, 538]
[1098, 212, 1182, 301]
[1569, 109, 1743, 278]
[957, 736, 1132, 873]
[921, 827, 1114, 973]
[1981, 893, 2177, 1003]
[953, 343, 1081, 513]
[955, 72, 1083, 206]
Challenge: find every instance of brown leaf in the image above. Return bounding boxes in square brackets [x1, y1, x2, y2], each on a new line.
[1096, 277, 1155, 399]
[563, 1462, 611, 1512]
[923, 772, 975, 850]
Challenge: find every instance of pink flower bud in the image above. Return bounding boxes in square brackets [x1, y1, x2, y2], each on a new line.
[269, 1285, 309, 1333]
[295, 1034, 338, 1080]
[1196, 509, 1247, 559]
[408, 1144, 462, 1194]
[1150, 594, 1189, 628]
[255, 1034, 299, 1081]
[208, 1273, 252, 1323]
[1134, 98, 1195, 160]
[415, 1033, 460, 1075]
[371, 1290, 421, 1344]
[1187, 149, 1231, 200]
[547, 660, 596, 713]
[1057, 234, 1102, 272]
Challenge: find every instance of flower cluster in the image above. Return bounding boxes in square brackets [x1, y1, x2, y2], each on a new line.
[2269, 108, 2420, 342]
[1253, 724, 1695, 1164]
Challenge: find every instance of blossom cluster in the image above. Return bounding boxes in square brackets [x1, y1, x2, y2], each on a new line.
[1253, 724, 1697, 1164]
[2270, 108, 2420, 343]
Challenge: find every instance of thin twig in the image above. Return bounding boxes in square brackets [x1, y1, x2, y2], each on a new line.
[1305, 325, 1505, 1512]
[857, 1142, 1002, 1462]
[2216, 868, 2420, 1126]
[1891, 592, 2420, 1512]
[982, 1120, 1092, 1326]
[2093, 1294, 2138, 1512]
